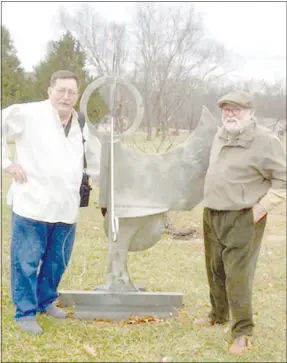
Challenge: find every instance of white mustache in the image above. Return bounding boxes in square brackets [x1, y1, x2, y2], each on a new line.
[224, 117, 240, 124]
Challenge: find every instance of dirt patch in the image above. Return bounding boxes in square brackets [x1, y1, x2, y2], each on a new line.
[166, 225, 202, 240]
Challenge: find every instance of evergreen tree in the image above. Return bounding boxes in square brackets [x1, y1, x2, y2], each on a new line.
[33, 32, 87, 99]
[1, 25, 26, 107]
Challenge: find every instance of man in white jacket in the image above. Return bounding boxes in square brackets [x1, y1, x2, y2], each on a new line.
[2, 70, 101, 334]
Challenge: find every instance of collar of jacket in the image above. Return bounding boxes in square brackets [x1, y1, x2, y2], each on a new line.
[218, 122, 256, 148]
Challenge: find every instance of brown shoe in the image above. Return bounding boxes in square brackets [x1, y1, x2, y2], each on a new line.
[229, 335, 252, 355]
[193, 317, 215, 326]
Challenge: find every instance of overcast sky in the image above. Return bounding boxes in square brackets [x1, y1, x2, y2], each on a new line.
[2, 1, 286, 85]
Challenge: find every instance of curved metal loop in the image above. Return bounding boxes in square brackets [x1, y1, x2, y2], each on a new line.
[80, 76, 144, 138]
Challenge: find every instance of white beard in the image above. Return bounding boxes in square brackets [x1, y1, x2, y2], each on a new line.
[222, 115, 255, 137]
[222, 117, 242, 136]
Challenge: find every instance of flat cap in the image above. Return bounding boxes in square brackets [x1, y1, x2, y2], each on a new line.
[217, 90, 254, 109]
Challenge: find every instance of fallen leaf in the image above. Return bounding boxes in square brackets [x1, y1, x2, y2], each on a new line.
[127, 315, 164, 324]
[94, 318, 113, 323]
[83, 344, 97, 357]
[190, 349, 200, 355]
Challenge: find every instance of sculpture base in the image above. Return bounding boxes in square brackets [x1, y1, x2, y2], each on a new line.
[58, 290, 183, 320]
[94, 282, 146, 292]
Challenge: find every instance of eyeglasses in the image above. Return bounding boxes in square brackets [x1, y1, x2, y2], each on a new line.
[222, 107, 242, 116]
[53, 88, 78, 98]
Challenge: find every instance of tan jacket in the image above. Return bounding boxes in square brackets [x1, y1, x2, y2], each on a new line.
[203, 122, 286, 212]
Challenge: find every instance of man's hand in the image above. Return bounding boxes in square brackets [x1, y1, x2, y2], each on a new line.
[252, 203, 267, 224]
[5, 163, 28, 184]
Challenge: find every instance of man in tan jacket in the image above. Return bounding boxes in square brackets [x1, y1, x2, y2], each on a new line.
[195, 90, 286, 355]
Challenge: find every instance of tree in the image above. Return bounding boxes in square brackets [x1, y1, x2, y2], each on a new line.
[33, 31, 89, 100]
[59, 5, 130, 78]
[57, 3, 236, 145]
[132, 3, 235, 141]
[58, 6, 135, 129]
[1, 25, 26, 107]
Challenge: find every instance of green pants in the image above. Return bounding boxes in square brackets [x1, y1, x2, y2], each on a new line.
[203, 207, 266, 338]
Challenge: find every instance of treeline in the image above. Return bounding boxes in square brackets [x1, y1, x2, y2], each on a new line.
[1, 25, 107, 124]
[1, 2, 286, 136]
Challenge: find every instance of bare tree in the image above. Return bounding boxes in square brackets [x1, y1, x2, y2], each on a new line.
[131, 3, 235, 142]
[59, 4, 130, 77]
[57, 2, 236, 147]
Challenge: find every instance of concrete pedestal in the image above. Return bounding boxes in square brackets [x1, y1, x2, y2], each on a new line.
[94, 282, 146, 292]
[58, 290, 183, 320]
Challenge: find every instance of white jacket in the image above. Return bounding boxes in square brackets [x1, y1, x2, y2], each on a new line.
[2, 100, 101, 224]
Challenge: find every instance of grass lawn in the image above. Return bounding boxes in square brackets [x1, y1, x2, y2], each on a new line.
[1, 170, 286, 362]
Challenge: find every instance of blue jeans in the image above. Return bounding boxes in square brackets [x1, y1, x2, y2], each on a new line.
[10, 212, 76, 320]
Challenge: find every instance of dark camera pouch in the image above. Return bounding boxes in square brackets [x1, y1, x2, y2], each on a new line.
[79, 173, 93, 207]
